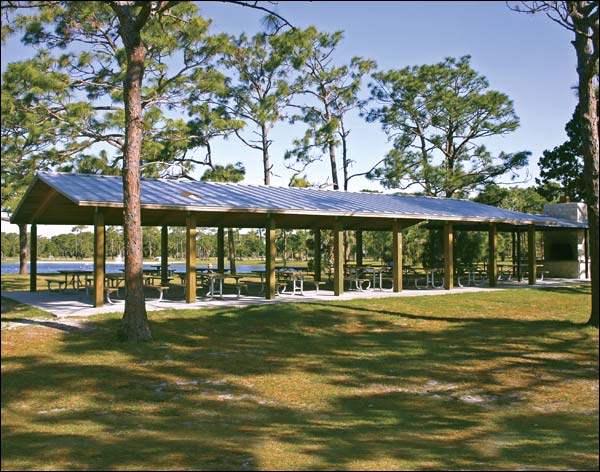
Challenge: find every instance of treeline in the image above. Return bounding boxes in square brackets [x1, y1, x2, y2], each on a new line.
[1, 227, 262, 262]
[0, 224, 537, 268]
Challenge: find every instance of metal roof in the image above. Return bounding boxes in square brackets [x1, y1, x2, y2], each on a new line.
[10, 172, 587, 230]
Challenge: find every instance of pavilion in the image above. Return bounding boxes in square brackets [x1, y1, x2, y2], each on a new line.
[10, 172, 588, 307]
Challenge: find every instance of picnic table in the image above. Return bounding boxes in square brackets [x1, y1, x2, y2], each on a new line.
[251, 269, 324, 295]
[150, 264, 176, 276]
[276, 269, 309, 295]
[406, 267, 445, 289]
[57, 270, 93, 291]
[203, 272, 246, 299]
[362, 265, 391, 291]
[344, 266, 372, 291]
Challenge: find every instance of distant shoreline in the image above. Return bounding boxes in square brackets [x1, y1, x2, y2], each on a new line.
[1, 259, 275, 266]
[1, 259, 185, 264]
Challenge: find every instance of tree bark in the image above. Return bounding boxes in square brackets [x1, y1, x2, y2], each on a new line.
[324, 99, 339, 190]
[282, 230, 288, 266]
[228, 228, 236, 274]
[18, 223, 27, 274]
[262, 123, 271, 186]
[340, 119, 350, 191]
[328, 139, 339, 190]
[571, 5, 599, 327]
[114, 4, 153, 341]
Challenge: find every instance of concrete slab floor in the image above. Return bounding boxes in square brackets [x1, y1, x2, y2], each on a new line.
[0, 278, 584, 319]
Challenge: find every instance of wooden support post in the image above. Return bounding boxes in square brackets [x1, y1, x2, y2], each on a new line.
[217, 227, 225, 272]
[186, 214, 197, 303]
[488, 223, 498, 287]
[30, 224, 37, 292]
[356, 230, 363, 266]
[333, 221, 344, 296]
[94, 209, 105, 307]
[265, 216, 276, 299]
[516, 230, 522, 282]
[444, 222, 454, 290]
[161, 226, 169, 286]
[314, 229, 322, 282]
[392, 222, 402, 292]
[528, 225, 536, 285]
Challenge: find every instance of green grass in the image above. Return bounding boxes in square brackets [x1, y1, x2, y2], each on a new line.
[1, 279, 598, 470]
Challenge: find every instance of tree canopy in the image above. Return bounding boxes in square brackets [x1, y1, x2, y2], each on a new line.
[365, 55, 529, 198]
[285, 27, 376, 190]
[221, 30, 304, 185]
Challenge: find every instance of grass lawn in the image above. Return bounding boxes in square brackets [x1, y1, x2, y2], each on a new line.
[1, 277, 598, 470]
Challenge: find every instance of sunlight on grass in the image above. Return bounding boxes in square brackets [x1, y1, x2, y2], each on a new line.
[1, 282, 598, 470]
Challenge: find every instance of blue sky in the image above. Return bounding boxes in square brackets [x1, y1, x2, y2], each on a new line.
[1, 1, 577, 235]
[196, 0, 577, 189]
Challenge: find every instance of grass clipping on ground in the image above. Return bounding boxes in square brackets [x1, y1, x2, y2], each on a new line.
[1, 282, 598, 470]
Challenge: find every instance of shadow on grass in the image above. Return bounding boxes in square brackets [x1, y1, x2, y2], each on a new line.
[1, 317, 88, 332]
[2, 298, 598, 470]
[535, 283, 591, 296]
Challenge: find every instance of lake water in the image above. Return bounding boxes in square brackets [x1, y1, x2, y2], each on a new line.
[0, 262, 264, 274]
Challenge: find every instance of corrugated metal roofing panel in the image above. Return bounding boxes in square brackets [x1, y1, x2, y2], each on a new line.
[33, 172, 587, 228]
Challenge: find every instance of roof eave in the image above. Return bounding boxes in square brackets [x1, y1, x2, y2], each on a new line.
[74, 200, 558, 226]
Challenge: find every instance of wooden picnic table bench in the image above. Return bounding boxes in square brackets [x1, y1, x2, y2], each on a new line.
[45, 278, 67, 291]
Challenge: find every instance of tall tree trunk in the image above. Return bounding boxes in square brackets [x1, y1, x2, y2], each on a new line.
[18, 223, 27, 274]
[262, 124, 271, 186]
[324, 100, 339, 190]
[417, 128, 433, 196]
[571, 6, 599, 327]
[328, 139, 339, 190]
[115, 5, 153, 341]
[228, 228, 236, 274]
[340, 120, 350, 191]
[282, 230, 288, 266]
[343, 231, 351, 264]
[340, 121, 351, 262]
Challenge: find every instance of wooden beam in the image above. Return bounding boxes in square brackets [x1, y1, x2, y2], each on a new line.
[94, 209, 105, 307]
[186, 214, 197, 303]
[314, 229, 322, 282]
[333, 221, 344, 296]
[444, 222, 454, 290]
[528, 225, 536, 285]
[265, 216, 276, 299]
[30, 224, 37, 292]
[217, 227, 225, 272]
[161, 225, 169, 286]
[488, 223, 498, 287]
[392, 222, 402, 292]
[356, 230, 363, 266]
[154, 210, 175, 227]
